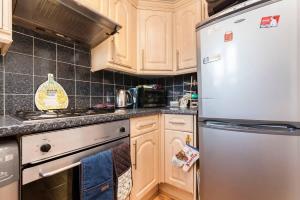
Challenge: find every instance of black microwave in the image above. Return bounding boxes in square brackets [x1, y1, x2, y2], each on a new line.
[137, 86, 166, 108]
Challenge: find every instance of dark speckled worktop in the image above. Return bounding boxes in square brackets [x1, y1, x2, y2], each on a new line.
[0, 108, 197, 138]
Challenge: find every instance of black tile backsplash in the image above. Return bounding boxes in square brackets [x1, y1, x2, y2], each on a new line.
[0, 25, 197, 115]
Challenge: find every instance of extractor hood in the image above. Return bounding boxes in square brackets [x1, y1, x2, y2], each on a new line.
[12, 0, 121, 48]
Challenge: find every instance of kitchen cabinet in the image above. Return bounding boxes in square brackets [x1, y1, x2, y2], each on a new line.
[137, 10, 173, 74]
[75, 0, 101, 13]
[160, 114, 197, 200]
[131, 130, 159, 200]
[0, 0, 12, 55]
[174, 2, 198, 72]
[130, 115, 159, 200]
[201, 0, 209, 21]
[90, 0, 209, 75]
[165, 130, 194, 193]
[91, 0, 137, 73]
[75, 0, 110, 17]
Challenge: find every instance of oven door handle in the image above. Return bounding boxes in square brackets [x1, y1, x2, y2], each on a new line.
[39, 162, 81, 178]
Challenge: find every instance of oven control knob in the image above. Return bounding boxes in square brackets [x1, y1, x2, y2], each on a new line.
[120, 127, 126, 133]
[40, 144, 52, 152]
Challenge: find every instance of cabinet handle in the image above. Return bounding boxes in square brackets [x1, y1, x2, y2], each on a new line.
[176, 50, 179, 70]
[133, 140, 137, 170]
[111, 37, 115, 61]
[169, 119, 185, 125]
[142, 49, 145, 70]
[137, 121, 156, 129]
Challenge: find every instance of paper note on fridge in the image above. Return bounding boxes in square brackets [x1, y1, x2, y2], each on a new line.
[203, 54, 221, 64]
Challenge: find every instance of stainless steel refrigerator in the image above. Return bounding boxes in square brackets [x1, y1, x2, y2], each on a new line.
[197, 0, 300, 200]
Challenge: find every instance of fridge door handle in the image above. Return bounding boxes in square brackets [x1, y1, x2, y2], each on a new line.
[204, 120, 297, 132]
[204, 120, 231, 127]
[241, 124, 297, 131]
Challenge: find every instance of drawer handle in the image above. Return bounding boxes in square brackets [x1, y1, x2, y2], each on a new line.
[169, 120, 186, 125]
[136, 121, 156, 129]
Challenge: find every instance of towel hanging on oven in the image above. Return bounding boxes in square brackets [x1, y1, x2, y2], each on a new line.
[81, 150, 114, 200]
[112, 143, 132, 200]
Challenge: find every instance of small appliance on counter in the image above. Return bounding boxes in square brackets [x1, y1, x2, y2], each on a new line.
[136, 85, 166, 108]
[115, 89, 134, 108]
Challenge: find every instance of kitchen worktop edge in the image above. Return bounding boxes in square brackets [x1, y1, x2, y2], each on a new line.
[0, 108, 197, 138]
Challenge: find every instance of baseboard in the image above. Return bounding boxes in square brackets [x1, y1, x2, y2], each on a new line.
[158, 183, 193, 200]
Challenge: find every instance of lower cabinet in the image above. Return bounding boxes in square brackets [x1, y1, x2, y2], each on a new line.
[130, 130, 159, 200]
[165, 130, 194, 193]
[130, 114, 196, 200]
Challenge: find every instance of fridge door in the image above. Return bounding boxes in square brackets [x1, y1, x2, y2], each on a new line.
[199, 124, 300, 200]
[198, 0, 300, 122]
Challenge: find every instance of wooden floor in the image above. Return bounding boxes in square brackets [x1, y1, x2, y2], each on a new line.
[152, 194, 175, 200]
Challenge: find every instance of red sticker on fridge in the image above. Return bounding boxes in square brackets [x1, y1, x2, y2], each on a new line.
[224, 32, 233, 42]
[260, 15, 280, 28]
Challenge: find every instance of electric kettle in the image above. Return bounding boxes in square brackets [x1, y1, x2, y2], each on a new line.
[115, 89, 133, 108]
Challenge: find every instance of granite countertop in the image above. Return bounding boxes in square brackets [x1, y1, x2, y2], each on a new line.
[0, 108, 197, 138]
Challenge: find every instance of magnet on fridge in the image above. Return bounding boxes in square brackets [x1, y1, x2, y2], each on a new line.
[224, 31, 233, 42]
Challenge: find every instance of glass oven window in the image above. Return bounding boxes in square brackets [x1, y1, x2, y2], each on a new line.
[22, 167, 80, 200]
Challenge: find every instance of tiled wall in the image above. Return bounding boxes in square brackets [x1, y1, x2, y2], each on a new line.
[0, 25, 196, 115]
[0, 25, 138, 114]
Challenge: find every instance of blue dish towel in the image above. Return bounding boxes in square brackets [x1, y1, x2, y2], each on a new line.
[81, 150, 114, 200]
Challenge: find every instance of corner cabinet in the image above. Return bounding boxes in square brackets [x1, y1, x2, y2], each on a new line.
[137, 10, 173, 74]
[174, 2, 198, 73]
[0, 0, 12, 55]
[90, 0, 209, 75]
[160, 114, 197, 200]
[91, 0, 137, 73]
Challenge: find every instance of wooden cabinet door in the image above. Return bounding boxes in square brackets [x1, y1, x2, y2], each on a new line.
[165, 130, 194, 193]
[174, 3, 198, 70]
[131, 130, 159, 200]
[75, 0, 110, 17]
[0, 0, 12, 55]
[110, 0, 136, 69]
[201, 0, 209, 21]
[99, 0, 110, 17]
[75, 0, 101, 13]
[138, 10, 173, 72]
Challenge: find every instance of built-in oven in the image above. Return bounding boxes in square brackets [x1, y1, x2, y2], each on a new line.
[20, 120, 130, 200]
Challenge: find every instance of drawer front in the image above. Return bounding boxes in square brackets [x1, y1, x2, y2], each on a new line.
[130, 115, 159, 137]
[165, 114, 193, 132]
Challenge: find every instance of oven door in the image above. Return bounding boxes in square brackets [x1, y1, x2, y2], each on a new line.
[21, 137, 129, 200]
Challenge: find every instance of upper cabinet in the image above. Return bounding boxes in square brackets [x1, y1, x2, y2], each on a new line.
[99, 0, 111, 17]
[90, 0, 208, 75]
[137, 10, 173, 74]
[0, 0, 12, 55]
[75, 0, 110, 17]
[91, 0, 137, 73]
[174, 2, 198, 72]
[110, 0, 137, 70]
[200, 0, 209, 21]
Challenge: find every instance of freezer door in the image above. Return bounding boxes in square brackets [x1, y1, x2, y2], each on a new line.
[198, 0, 300, 122]
[199, 126, 300, 200]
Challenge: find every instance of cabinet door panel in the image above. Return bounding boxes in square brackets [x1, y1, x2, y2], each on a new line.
[111, 0, 135, 68]
[99, 0, 110, 17]
[175, 4, 197, 70]
[131, 131, 159, 200]
[165, 130, 194, 193]
[138, 10, 172, 71]
[75, 0, 101, 12]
